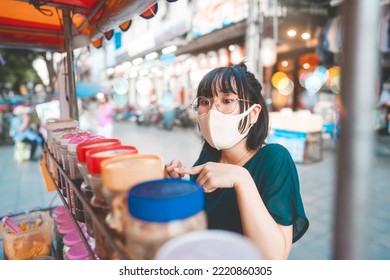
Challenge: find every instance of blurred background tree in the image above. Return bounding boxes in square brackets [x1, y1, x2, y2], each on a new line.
[0, 48, 58, 112]
[0, 49, 42, 93]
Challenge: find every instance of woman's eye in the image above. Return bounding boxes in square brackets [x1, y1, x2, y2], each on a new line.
[222, 99, 235, 104]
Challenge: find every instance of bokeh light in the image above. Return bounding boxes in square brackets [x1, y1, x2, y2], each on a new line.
[305, 75, 322, 95]
[299, 71, 311, 87]
[271, 72, 287, 88]
[326, 66, 341, 91]
[278, 78, 294, 96]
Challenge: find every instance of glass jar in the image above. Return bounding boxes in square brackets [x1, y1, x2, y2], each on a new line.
[75, 138, 121, 236]
[60, 131, 92, 197]
[84, 145, 138, 259]
[53, 128, 81, 197]
[66, 136, 98, 220]
[126, 179, 207, 260]
[101, 154, 164, 245]
[45, 119, 78, 182]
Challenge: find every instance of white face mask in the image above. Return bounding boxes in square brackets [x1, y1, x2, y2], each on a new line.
[197, 104, 257, 150]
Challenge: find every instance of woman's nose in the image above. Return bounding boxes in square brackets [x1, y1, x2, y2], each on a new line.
[210, 99, 219, 110]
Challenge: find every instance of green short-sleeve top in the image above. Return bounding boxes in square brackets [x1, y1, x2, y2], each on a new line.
[190, 143, 309, 243]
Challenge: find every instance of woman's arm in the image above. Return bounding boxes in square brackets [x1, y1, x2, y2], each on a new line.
[177, 163, 293, 259]
[234, 167, 293, 259]
[18, 114, 31, 132]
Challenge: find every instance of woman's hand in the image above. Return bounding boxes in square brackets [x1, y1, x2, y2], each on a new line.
[165, 160, 185, 178]
[175, 162, 249, 193]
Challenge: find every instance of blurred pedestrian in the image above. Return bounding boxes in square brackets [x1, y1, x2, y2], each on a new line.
[10, 105, 44, 161]
[97, 93, 114, 138]
[165, 62, 309, 259]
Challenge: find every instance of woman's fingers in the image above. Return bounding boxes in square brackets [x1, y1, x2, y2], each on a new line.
[173, 163, 205, 175]
[165, 160, 185, 178]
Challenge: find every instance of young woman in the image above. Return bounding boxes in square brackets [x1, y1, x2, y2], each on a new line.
[165, 62, 309, 259]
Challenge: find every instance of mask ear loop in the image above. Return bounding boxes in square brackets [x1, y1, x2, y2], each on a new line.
[238, 104, 258, 133]
[238, 114, 252, 134]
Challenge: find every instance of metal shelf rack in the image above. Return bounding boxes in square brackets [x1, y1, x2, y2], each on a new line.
[44, 145, 129, 260]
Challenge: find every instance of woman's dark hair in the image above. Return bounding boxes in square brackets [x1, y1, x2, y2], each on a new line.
[196, 61, 269, 151]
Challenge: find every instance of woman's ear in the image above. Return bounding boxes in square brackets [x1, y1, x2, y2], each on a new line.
[250, 104, 262, 124]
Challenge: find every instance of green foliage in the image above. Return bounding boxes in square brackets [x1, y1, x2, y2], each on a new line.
[0, 48, 43, 93]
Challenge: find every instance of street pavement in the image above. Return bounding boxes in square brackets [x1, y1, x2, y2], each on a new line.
[0, 121, 389, 260]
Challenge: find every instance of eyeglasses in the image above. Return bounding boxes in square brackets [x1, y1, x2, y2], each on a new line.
[191, 96, 251, 115]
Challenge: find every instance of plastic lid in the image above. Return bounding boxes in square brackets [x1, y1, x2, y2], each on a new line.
[57, 220, 83, 234]
[101, 153, 163, 192]
[53, 128, 79, 141]
[60, 131, 91, 146]
[63, 229, 83, 246]
[53, 206, 68, 217]
[66, 243, 91, 260]
[63, 228, 89, 246]
[76, 138, 121, 163]
[128, 179, 204, 223]
[67, 135, 104, 153]
[86, 145, 138, 175]
[54, 210, 73, 224]
[154, 230, 263, 260]
[46, 119, 78, 131]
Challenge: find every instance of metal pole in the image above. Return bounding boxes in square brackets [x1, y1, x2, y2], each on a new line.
[272, 0, 278, 43]
[245, 0, 263, 80]
[62, 8, 79, 120]
[333, 0, 381, 259]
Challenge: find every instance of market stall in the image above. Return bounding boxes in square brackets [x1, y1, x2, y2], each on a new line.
[0, 0, 203, 261]
[0, 0, 263, 261]
[268, 109, 323, 163]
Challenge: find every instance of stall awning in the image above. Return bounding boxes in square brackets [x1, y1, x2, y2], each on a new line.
[0, 0, 172, 52]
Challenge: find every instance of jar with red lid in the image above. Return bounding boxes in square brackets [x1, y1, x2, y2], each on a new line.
[74, 138, 121, 235]
[85, 145, 138, 259]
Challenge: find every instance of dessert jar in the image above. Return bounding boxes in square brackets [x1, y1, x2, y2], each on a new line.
[59, 131, 92, 197]
[52, 128, 81, 197]
[100, 153, 164, 259]
[126, 179, 207, 260]
[85, 145, 138, 259]
[66, 135, 101, 220]
[45, 119, 78, 179]
[74, 138, 121, 236]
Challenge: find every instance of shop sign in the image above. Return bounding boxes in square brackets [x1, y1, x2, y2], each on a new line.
[155, 19, 188, 45]
[191, 0, 248, 38]
[260, 0, 287, 17]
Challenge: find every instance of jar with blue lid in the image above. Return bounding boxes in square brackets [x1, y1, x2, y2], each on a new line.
[126, 178, 207, 260]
